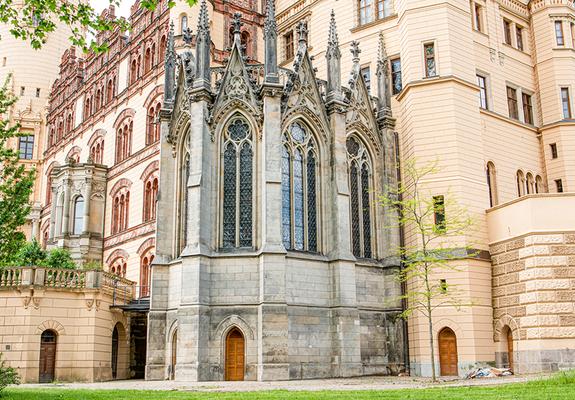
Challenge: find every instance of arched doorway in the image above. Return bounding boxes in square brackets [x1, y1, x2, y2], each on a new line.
[505, 326, 514, 371]
[170, 329, 177, 380]
[438, 327, 458, 376]
[225, 328, 245, 381]
[39, 330, 57, 383]
[112, 325, 119, 379]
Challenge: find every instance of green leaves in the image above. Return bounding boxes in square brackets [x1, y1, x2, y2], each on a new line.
[0, 0, 197, 53]
[0, 76, 36, 265]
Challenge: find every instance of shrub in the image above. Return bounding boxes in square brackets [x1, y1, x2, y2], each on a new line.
[43, 248, 76, 270]
[0, 354, 20, 396]
[12, 240, 46, 267]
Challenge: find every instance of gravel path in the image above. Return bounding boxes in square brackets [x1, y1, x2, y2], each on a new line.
[17, 374, 548, 392]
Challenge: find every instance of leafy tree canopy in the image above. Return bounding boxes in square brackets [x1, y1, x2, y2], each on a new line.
[0, 76, 35, 264]
[0, 0, 197, 53]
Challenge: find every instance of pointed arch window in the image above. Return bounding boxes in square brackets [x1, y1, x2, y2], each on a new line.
[221, 117, 253, 249]
[115, 120, 132, 164]
[90, 139, 104, 164]
[109, 257, 127, 278]
[347, 136, 373, 259]
[112, 189, 130, 234]
[282, 122, 319, 252]
[516, 170, 525, 197]
[526, 172, 535, 194]
[178, 133, 191, 255]
[140, 250, 154, 298]
[535, 175, 544, 193]
[146, 101, 162, 145]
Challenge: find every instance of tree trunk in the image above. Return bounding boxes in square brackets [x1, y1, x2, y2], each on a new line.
[428, 307, 436, 382]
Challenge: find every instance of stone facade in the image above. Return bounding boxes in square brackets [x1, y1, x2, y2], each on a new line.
[489, 195, 575, 374]
[146, 7, 405, 381]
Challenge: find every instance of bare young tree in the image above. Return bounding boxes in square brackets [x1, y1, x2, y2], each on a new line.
[381, 158, 475, 381]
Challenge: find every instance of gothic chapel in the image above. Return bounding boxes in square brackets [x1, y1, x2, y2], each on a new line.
[147, 1, 405, 381]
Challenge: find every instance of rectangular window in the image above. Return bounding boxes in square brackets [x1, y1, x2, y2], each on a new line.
[477, 75, 488, 109]
[359, 0, 374, 25]
[503, 19, 512, 45]
[556, 21, 564, 46]
[18, 135, 34, 160]
[391, 58, 402, 94]
[2, 57, 6, 67]
[440, 279, 448, 293]
[555, 179, 563, 193]
[571, 23, 575, 48]
[507, 86, 518, 119]
[473, 3, 483, 32]
[561, 87, 572, 119]
[522, 93, 533, 124]
[377, 0, 392, 19]
[361, 66, 371, 93]
[284, 31, 294, 60]
[424, 43, 436, 78]
[433, 195, 446, 232]
[516, 26, 524, 51]
[550, 143, 558, 159]
[20, 87, 25, 96]
[35, 88, 41, 98]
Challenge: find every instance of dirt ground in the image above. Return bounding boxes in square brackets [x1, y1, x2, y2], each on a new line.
[18, 373, 550, 392]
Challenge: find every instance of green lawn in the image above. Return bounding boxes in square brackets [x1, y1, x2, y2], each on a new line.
[3, 372, 574, 400]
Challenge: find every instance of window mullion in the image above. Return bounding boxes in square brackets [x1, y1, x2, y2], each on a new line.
[302, 150, 309, 251]
[357, 167, 364, 258]
[235, 144, 241, 248]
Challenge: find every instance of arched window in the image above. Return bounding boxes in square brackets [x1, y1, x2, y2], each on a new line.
[48, 128, 55, 147]
[45, 175, 53, 205]
[90, 139, 104, 164]
[112, 189, 130, 234]
[56, 193, 65, 235]
[143, 176, 159, 222]
[486, 162, 498, 207]
[107, 79, 114, 102]
[180, 15, 188, 34]
[221, 117, 253, 248]
[130, 59, 138, 85]
[526, 172, 534, 194]
[57, 121, 63, 141]
[115, 120, 132, 164]
[140, 250, 154, 298]
[178, 133, 191, 255]
[65, 114, 73, 134]
[146, 101, 161, 145]
[347, 136, 373, 259]
[95, 89, 102, 111]
[72, 196, 84, 235]
[84, 98, 91, 120]
[159, 35, 167, 60]
[282, 122, 319, 252]
[144, 47, 152, 74]
[516, 170, 525, 197]
[535, 175, 544, 193]
[241, 31, 251, 58]
[109, 257, 127, 277]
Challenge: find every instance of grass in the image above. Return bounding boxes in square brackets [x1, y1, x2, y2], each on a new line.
[2, 372, 574, 400]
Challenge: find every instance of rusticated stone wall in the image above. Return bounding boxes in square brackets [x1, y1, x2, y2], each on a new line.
[491, 232, 575, 373]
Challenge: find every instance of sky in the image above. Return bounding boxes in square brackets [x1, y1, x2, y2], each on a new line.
[92, 0, 134, 18]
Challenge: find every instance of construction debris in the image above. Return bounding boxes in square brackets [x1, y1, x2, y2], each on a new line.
[465, 367, 513, 379]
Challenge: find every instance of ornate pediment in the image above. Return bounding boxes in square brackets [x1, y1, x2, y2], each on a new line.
[211, 35, 261, 129]
[282, 44, 330, 141]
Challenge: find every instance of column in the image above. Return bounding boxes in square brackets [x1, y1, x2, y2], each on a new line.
[83, 177, 92, 233]
[61, 179, 71, 235]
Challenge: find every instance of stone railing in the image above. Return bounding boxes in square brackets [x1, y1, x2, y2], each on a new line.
[0, 267, 135, 302]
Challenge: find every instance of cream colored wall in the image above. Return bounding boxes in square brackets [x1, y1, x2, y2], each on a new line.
[0, 287, 130, 383]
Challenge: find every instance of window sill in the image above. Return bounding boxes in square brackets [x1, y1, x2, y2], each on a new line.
[351, 14, 398, 33]
[285, 250, 327, 262]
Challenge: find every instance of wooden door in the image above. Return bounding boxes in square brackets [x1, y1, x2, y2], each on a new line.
[111, 326, 119, 379]
[170, 330, 177, 380]
[39, 330, 57, 383]
[439, 328, 458, 376]
[225, 328, 245, 381]
[507, 329, 514, 371]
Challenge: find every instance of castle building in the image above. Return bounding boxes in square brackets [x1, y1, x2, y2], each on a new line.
[1, 0, 575, 383]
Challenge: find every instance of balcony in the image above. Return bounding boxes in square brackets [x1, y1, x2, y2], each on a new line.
[486, 193, 575, 244]
[0, 267, 135, 306]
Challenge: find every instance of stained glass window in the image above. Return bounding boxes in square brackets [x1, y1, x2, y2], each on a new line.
[221, 117, 253, 249]
[282, 146, 292, 250]
[282, 122, 319, 252]
[347, 136, 374, 259]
